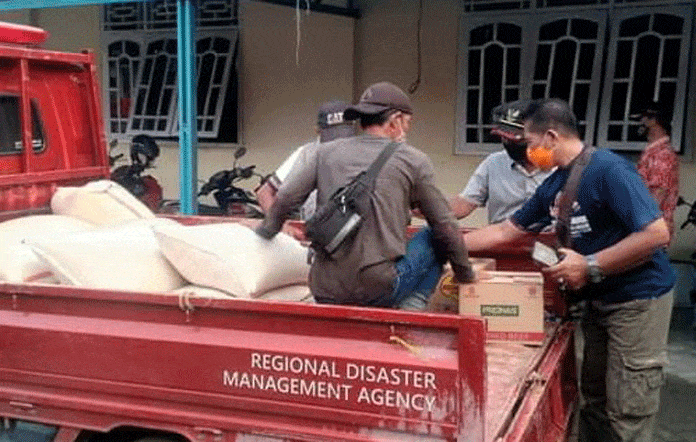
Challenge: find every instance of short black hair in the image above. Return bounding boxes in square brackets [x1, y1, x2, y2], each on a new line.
[521, 98, 580, 138]
[640, 104, 672, 136]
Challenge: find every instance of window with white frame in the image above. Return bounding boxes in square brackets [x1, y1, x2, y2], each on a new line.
[597, 5, 692, 151]
[456, 1, 694, 154]
[101, 0, 239, 142]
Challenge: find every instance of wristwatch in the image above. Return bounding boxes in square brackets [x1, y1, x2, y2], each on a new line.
[585, 254, 605, 284]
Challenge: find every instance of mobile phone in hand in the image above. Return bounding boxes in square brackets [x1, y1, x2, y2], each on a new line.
[532, 242, 559, 267]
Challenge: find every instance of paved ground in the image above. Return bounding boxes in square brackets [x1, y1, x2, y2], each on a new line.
[568, 306, 696, 442]
[655, 308, 696, 442]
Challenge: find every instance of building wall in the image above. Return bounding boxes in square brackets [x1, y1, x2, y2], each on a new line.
[354, 0, 487, 227]
[354, 0, 696, 260]
[25, 1, 354, 209]
[4, 0, 696, 259]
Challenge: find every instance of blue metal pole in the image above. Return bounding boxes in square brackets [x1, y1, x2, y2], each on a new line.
[0, 0, 125, 10]
[177, 0, 198, 214]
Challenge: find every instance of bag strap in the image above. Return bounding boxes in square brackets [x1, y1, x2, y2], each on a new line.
[556, 144, 596, 248]
[362, 141, 400, 188]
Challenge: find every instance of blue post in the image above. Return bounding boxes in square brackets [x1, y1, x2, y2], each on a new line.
[0, 0, 125, 9]
[177, 0, 198, 214]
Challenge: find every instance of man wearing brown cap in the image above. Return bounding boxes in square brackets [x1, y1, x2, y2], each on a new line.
[255, 100, 357, 219]
[257, 82, 474, 308]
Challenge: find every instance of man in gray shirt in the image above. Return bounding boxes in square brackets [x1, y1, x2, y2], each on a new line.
[255, 100, 357, 219]
[256, 82, 473, 309]
[451, 102, 553, 224]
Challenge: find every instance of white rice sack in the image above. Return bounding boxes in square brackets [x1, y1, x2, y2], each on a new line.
[0, 215, 94, 283]
[0, 214, 95, 245]
[258, 284, 314, 303]
[172, 284, 314, 303]
[51, 179, 155, 226]
[28, 219, 185, 292]
[172, 285, 236, 300]
[153, 223, 310, 298]
[0, 244, 59, 284]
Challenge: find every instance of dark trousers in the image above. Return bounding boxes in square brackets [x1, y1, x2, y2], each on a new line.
[578, 291, 673, 442]
[390, 227, 443, 310]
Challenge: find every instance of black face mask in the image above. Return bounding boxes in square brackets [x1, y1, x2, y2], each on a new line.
[503, 141, 528, 165]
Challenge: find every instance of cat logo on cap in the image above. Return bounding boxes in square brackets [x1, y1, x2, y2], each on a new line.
[326, 111, 345, 126]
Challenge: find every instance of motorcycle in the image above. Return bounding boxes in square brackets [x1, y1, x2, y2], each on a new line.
[109, 134, 163, 212]
[160, 146, 265, 217]
[676, 196, 696, 307]
[677, 196, 696, 231]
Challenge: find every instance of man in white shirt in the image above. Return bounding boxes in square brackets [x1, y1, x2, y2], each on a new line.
[450, 101, 553, 224]
[255, 100, 356, 219]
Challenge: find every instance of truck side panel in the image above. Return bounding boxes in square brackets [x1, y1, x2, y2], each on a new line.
[0, 283, 487, 441]
[0, 43, 109, 214]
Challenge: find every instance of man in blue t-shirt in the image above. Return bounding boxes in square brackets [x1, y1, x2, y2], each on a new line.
[464, 99, 674, 442]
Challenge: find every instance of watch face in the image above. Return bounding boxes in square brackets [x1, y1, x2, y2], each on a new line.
[589, 266, 604, 283]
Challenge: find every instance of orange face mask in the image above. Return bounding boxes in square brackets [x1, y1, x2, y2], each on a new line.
[526, 144, 555, 170]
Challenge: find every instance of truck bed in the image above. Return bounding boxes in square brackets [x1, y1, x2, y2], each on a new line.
[0, 27, 576, 441]
[0, 281, 576, 442]
[0, 214, 576, 442]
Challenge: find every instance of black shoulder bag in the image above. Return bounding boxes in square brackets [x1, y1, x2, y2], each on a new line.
[305, 142, 399, 255]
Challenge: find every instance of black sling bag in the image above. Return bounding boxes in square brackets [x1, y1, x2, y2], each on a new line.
[305, 142, 399, 255]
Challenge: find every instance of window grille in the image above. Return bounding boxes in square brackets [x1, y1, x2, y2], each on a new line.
[462, 0, 607, 13]
[463, 21, 523, 147]
[103, 0, 237, 30]
[106, 39, 141, 134]
[461, 0, 694, 13]
[457, 2, 693, 154]
[101, 0, 239, 142]
[456, 11, 606, 153]
[530, 16, 605, 141]
[597, 5, 692, 151]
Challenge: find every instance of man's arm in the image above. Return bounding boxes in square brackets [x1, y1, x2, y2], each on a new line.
[255, 175, 282, 213]
[255, 144, 311, 213]
[414, 160, 474, 283]
[454, 157, 491, 219]
[593, 217, 670, 272]
[449, 195, 480, 219]
[412, 195, 477, 220]
[256, 145, 319, 239]
[544, 218, 670, 290]
[462, 219, 527, 252]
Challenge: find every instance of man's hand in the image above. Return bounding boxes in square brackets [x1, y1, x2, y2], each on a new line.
[450, 195, 478, 220]
[281, 222, 305, 241]
[542, 247, 589, 291]
[254, 180, 278, 213]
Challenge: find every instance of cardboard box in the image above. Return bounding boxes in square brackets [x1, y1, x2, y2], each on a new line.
[427, 258, 496, 313]
[459, 271, 545, 344]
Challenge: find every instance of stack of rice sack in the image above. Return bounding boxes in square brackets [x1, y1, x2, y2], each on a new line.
[0, 180, 312, 303]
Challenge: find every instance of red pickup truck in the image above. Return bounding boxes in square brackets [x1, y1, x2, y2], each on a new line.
[0, 22, 577, 442]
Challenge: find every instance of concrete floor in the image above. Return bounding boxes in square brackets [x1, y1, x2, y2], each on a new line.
[567, 306, 696, 442]
[655, 307, 696, 442]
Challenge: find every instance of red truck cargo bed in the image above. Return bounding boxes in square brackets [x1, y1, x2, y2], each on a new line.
[0, 280, 576, 442]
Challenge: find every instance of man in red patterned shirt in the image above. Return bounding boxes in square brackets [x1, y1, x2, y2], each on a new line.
[632, 102, 680, 240]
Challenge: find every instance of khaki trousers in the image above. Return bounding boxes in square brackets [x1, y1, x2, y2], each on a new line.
[578, 291, 673, 442]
